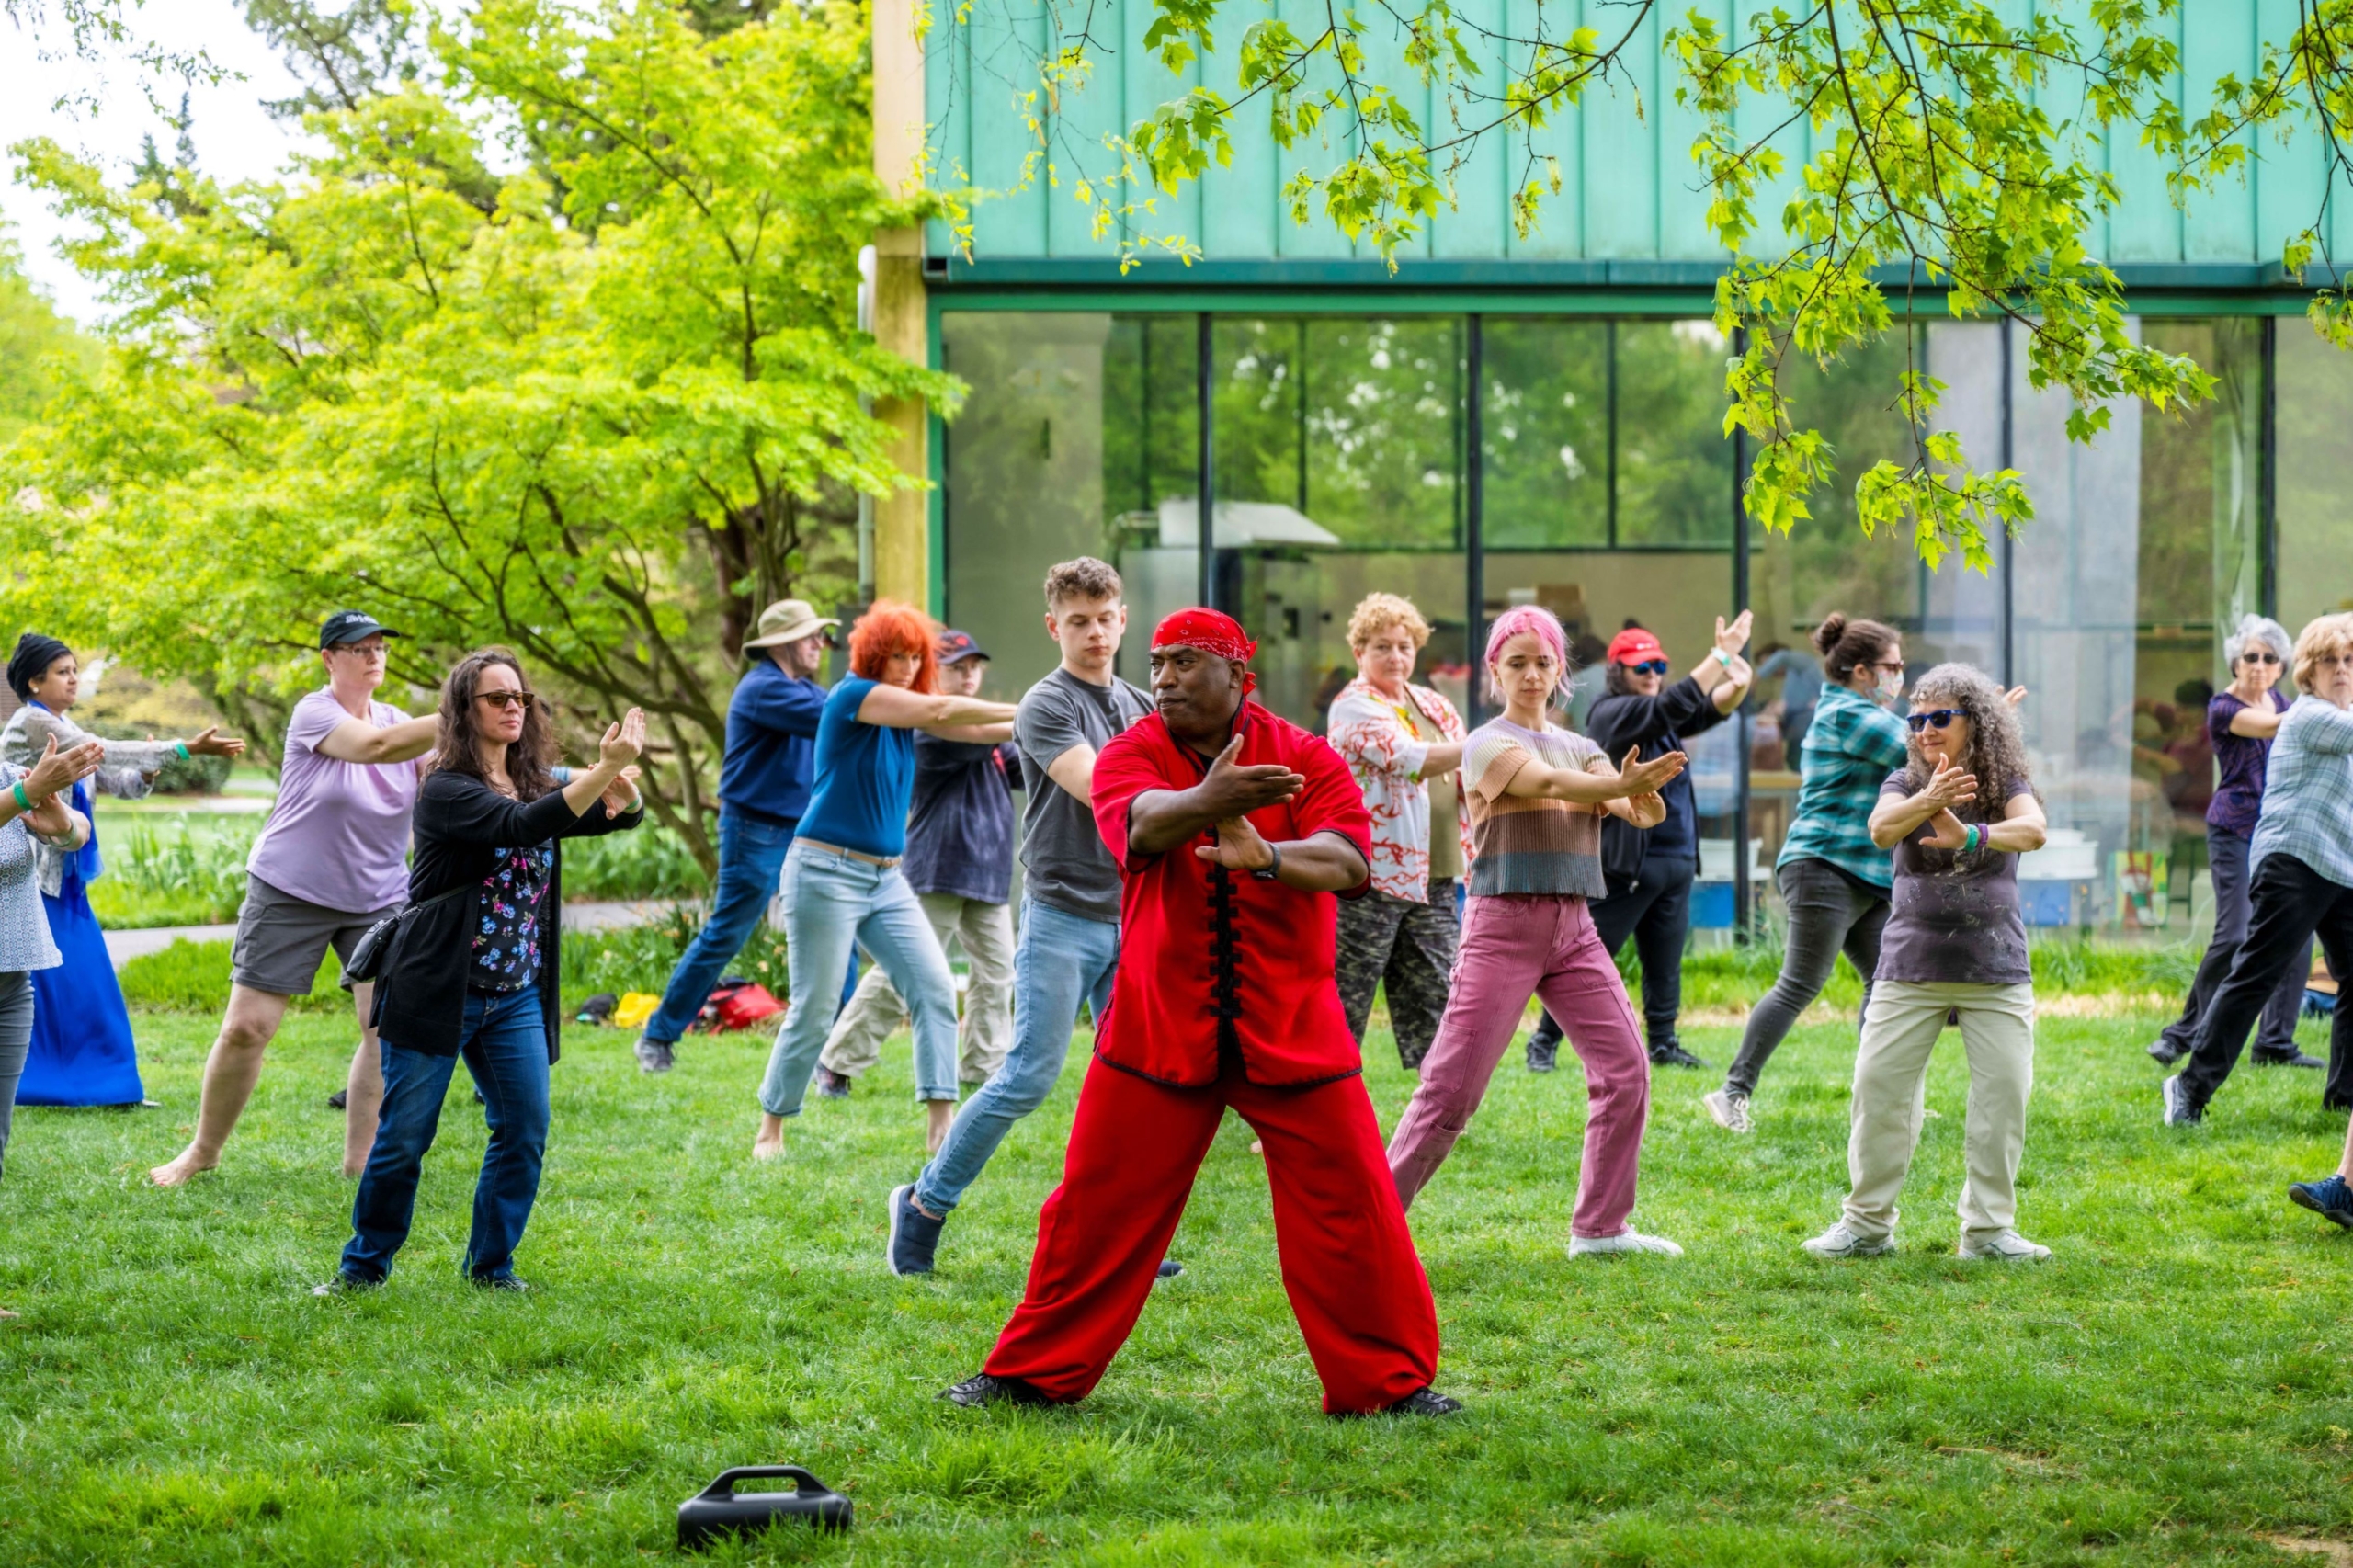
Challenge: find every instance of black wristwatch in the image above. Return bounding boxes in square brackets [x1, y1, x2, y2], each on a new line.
[1250, 842, 1283, 881]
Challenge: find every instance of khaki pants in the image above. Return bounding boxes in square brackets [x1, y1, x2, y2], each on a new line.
[819, 892, 1014, 1085]
[1842, 980, 2035, 1245]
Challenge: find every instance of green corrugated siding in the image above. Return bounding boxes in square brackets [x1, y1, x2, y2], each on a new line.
[925, 0, 2353, 273]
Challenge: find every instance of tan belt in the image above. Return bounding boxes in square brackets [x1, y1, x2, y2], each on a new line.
[798, 837, 901, 869]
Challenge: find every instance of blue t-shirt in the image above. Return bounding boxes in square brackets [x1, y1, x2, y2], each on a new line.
[717, 659, 828, 825]
[794, 676, 918, 859]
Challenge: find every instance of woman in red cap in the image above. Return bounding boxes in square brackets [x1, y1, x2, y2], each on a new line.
[1523, 613, 1752, 1073]
[940, 608, 1458, 1418]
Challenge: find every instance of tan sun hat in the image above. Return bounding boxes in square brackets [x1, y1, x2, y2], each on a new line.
[742, 598, 840, 649]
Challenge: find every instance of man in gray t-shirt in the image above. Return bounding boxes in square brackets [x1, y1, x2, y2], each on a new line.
[888, 559, 1154, 1277]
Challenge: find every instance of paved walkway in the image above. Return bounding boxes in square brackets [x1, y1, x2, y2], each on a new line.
[103, 899, 688, 968]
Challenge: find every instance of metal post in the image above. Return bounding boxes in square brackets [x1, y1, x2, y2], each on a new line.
[1999, 317, 2016, 686]
[1731, 324, 1752, 943]
[1197, 312, 1215, 610]
[2260, 313, 2279, 618]
[1466, 313, 1485, 723]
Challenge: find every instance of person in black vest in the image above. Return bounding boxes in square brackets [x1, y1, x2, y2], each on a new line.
[1525, 614, 1752, 1071]
[318, 649, 645, 1294]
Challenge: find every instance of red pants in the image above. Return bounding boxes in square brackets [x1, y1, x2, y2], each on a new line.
[984, 1055, 1440, 1414]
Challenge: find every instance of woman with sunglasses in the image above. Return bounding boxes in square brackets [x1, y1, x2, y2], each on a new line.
[1524, 614, 1753, 1073]
[2148, 615, 2317, 1071]
[1704, 615, 1909, 1134]
[1805, 665, 2051, 1262]
[320, 651, 645, 1293]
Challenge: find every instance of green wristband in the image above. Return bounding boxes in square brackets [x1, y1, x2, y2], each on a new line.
[174, 743, 190, 760]
[11, 783, 28, 812]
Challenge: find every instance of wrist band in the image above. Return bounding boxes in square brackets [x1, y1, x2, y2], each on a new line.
[10, 783, 26, 812]
[175, 743, 190, 760]
[1962, 824, 1981, 855]
[1713, 648, 1733, 667]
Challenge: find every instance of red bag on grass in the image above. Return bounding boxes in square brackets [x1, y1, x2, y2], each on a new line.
[699, 982, 784, 1033]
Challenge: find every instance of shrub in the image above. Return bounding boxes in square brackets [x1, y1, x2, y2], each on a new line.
[560, 903, 788, 1004]
[118, 938, 344, 1014]
[88, 816, 258, 928]
[561, 824, 710, 902]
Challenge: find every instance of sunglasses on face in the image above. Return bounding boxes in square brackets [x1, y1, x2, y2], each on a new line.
[2243, 650, 2281, 665]
[476, 689, 536, 711]
[1626, 659, 1671, 676]
[1906, 709, 1963, 733]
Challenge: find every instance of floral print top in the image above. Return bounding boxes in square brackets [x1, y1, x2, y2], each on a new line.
[469, 844, 552, 994]
[1326, 676, 1472, 903]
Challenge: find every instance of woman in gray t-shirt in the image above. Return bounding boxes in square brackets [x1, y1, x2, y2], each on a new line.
[1802, 664, 2052, 1265]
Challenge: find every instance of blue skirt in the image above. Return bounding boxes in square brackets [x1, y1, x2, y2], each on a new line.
[17, 872, 142, 1108]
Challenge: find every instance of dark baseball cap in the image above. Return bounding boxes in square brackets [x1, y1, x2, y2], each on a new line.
[936, 629, 989, 665]
[319, 610, 404, 649]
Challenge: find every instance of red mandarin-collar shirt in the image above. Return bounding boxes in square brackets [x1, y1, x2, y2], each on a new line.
[1089, 700, 1373, 1088]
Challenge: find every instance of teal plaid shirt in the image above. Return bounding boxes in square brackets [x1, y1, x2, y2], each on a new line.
[2251, 696, 2353, 888]
[1777, 682, 1912, 889]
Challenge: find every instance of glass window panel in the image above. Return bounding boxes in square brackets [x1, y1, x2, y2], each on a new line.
[1614, 320, 1736, 546]
[1482, 318, 1608, 548]
[2279, 324, 2353, 631]
[942, 312, 1199, 696]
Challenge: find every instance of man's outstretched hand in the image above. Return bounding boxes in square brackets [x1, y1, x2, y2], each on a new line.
[1195, 734, 1303, 818]
[1194, 814, 1278, 872]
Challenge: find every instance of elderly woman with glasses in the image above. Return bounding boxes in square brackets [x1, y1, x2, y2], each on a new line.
[2148, 614, 2318, 1073]
[1804, 664, 2052, 1263]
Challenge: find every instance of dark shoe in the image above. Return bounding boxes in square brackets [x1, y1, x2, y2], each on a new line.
[1650, 1043, 1708, 1071]
[814, 1067, 854, 1099]
[311, 1273, 377, 1297]
[2161, 1074, 2202, 1127]
[1372, 1386, 1464, 1416]
[1526, 1036, 1558, 1073]
[1156, 1259, 1184, 1279]
[2253, 1049, 2326, 1070]
[2289, 1174, 2353, 1230]
[939, 1372, 1052, 1409]
[888, 1184, 943, 1277]
[471, 1274, 531, 1292]
[327, 1088, 348, 1110]
[633, 1036, 675, 1074]
[2146, 1039, 2185, 1067]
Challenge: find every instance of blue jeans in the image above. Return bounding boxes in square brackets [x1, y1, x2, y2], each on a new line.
[915, 899, 1120, 1214]
[644, 810, 797, 1046]
[342, 989, 551, 1284]
[758, 843, 959, 1116]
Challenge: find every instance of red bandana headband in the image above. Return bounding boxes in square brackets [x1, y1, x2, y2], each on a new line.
[1152, 608, 1258, 696]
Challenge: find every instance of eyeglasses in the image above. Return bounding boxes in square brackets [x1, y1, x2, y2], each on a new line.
[331, 642, 388, 660]
[2243, 650, 2281, 665]
[1905, 709, 1963, 733]
[476, 689, 536, 711]
[1626, 659, 1671, 676]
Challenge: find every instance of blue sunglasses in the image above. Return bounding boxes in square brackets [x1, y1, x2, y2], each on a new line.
[1625, 659, 1671, 676]
[1905, 709, 1964, 733]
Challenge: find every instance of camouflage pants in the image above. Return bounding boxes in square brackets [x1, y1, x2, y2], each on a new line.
[1336, 879, 1461, 1070]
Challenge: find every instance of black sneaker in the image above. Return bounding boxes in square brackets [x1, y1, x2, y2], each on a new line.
[1156, 1259, 1184, 1279]
[311, 1273, 377, 1297]
[939, 1372, 1052, 1408]
[814, 1068, 854, 1099]
[2146, 1038, 2185, 1067]
[888, 1184, 943, 1277]
[2161, 1074, 2202, 1127]
[2253, 1049, 2326, 1070]
[1649, 1043, 1708, 1070]
[471, 1274, 531, 1292]
[1526, 1036, 1559, 1073]
[2289, 1173, 2353, 1230]
[1334, 1385, 1463, 1418]
[327, 1088, 348, 1110]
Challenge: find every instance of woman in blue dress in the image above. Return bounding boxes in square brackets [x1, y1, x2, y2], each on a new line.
[1, 635, 244, 1108]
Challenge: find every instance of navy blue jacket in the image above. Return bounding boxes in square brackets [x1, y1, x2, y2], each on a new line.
[718, 658, 828, 825]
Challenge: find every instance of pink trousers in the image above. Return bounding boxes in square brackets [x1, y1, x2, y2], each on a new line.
[1385, 893, 1652, 1238]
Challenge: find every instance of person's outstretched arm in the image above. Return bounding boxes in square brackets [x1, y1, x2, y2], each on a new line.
[855, 682, 1017, 734]
[316, 715, 439, 765]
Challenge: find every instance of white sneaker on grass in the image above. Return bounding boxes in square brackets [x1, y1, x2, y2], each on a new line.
[1568, 1230, 1683, 1258]
[1956, 1229, 2051, 1262]
[1701, 1088, 1752, 1133]
[1802, 1221, 1895, 1258]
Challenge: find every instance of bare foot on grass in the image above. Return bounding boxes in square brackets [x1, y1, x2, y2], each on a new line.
[150, 1146, 218, 1187]
[752, 1112, 786, 1162]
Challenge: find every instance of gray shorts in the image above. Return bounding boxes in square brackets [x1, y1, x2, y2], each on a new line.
[230, 875, 400, 998]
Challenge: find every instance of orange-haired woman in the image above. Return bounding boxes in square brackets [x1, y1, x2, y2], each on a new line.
[754, 600, 1017, 1161]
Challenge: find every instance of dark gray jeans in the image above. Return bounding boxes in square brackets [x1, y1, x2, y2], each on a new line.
[2158, 825, 2310, 1060]
[1724, 858, 1888, 1097]
[0, 971, 35, 1185]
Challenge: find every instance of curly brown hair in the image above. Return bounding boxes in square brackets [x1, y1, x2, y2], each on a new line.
[1895, 663, 2037, 864]
[427, 647, 557, 801]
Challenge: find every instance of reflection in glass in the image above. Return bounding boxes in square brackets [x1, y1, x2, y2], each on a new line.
[1481, 319, 1608, 547]
[2278, 325, 2353, 632]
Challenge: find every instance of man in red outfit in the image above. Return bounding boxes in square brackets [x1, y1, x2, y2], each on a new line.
[942, 608, 1457, 1417]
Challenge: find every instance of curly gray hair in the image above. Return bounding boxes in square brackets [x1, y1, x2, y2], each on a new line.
[2223, 613, 2294, 684]
[1896, 664, 2040, 843]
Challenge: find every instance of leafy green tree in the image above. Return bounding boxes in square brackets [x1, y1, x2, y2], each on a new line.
[0, 225, 94, 447]
[1, 0, 947, 868]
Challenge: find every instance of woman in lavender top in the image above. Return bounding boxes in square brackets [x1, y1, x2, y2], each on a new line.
[0, 635, 244, 1111]
[2149, 614, 2317, 1071]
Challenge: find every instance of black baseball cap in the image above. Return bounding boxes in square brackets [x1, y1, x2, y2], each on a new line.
[319, 610, 404, 649]
[936, 629, 989, 665]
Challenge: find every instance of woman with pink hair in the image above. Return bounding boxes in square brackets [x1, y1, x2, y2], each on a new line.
[1384, 607, 1690, 1256]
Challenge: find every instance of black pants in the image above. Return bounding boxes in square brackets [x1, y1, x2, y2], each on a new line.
[1723, 858, 1887, 1096]
[1532, 854, 1697, 1055]
[2179, 853, 2353, 1114]
[2158, 825, 2310, 1060]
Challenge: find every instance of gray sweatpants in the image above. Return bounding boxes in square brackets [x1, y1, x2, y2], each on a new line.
[1725, 858, 1888, 1097]
[0, 971, 36, 1185]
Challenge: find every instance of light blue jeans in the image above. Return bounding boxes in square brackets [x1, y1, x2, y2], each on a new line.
[914, 898, 1120, 1214]
[759, 842, 958, 1116]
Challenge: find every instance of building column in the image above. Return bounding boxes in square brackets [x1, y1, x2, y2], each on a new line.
[871, 0, 930, 610]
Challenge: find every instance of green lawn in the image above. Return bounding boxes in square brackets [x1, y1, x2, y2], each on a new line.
[4, 1005, 2351, 1565]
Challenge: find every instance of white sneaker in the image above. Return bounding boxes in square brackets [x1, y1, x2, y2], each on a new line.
[1802, 1221, 1895, 1258]
[1957, 1229, 2051, 1262]
[1568, 1230, 1683, 1257]
[1701, 1088, 1753, 1133]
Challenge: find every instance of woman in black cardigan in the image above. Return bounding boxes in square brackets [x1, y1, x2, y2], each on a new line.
[321, 649, 644, 1294]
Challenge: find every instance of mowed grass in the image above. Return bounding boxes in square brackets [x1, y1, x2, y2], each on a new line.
[4, 1002, 2352, 1566]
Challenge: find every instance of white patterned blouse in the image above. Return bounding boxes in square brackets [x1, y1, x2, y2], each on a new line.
[0, 704, 176, 896]
[0, 761, 65, 972]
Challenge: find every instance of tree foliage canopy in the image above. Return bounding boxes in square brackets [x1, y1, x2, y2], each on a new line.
[1, 0, 945, 865]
